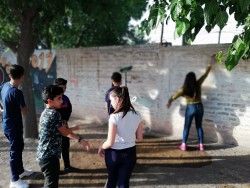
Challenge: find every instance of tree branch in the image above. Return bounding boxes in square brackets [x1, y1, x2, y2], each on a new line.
[1, 40, 18, 54]
[7, 3, 23, 22]
[25, 4, 42, 20]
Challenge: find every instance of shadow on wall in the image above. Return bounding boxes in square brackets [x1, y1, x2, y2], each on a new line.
[203, 90, 242, 146]
[203, 65, 247, 146]
[131, 95, 154, 133]
[131, 88, 172, 135]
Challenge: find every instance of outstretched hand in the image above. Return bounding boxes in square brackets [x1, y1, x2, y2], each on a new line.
[71, 124, 80, 131]
[80, 139, 90, 151]
[166, 101, 172, 108]
[98, 146, 105, 158]
[209, 54, 216, 65]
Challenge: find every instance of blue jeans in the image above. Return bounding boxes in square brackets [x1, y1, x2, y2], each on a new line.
[183, 103, 204, 144]
[5, 133, 25, 182]
[105, 146, 136, 188]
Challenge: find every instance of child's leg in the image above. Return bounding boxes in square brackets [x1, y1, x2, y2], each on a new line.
[194, 104, 204, 144]
[183, 105, 195, 144]
[39, 156, 60, 188]
[62, 136, 70, 169]
[105, 149, 119, 188]
[5, 133, 24, 182]
[117, 147, 136, 188]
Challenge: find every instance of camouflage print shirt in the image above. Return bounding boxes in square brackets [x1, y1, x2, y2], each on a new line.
[37, 108, 65, 160]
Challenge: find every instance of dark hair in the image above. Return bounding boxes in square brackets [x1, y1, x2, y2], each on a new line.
[42, 85, 63, 104]
[111, 72, 122, 86]
[9, 64, 24, 79]
[183, 72, 200, 98]
[55, 78, 67, 86]
[110, 86, 137, 118]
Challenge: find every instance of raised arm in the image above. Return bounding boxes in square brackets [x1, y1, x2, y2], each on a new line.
[198, 54, 216, 84]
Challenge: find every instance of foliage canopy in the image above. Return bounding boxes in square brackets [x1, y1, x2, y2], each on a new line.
[141, 0, 250, 70]
[0, 0, 147, 51]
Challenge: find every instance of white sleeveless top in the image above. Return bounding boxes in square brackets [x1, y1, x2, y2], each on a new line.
[109, 111, 142, 150]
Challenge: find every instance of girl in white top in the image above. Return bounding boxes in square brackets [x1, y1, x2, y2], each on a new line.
[98, 86, 143, 188]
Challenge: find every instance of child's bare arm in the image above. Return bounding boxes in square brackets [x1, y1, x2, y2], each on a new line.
[69, 124, 80, 131]
[58, 123, 90, 151]
[136, 121, 143, 141]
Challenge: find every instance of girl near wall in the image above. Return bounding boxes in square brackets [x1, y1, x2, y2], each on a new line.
[166, 54, 216, 151]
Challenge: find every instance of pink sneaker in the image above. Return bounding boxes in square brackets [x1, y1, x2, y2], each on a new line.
[179, 144, 186, 151]
[199, 144, 205, 151]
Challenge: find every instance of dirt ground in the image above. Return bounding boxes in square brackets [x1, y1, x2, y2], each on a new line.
[1, 118, 250, 188]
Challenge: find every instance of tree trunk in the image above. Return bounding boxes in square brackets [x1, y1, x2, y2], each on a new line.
[16, 14, 38, 138]
[21, 63, 38, 138]
[17, 52, 38, 138]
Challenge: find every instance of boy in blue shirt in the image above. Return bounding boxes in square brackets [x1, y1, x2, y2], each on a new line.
[105, 72, 122, 115]
[55, 78, 79, 172]
[37, 85, 90, 188]
[0, 64, 33, 188]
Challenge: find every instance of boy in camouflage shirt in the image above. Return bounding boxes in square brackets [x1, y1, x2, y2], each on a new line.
[37, 85, 90, 188]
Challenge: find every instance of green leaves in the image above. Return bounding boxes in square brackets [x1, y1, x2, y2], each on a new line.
[216, 11, 228, 30]
[142, 0, 250, 70]
[0, 0, 148, 49]
[217, 14, 250, 71]
[223, 35, 249, 70]
[140, 1, 169, 36]
[170, 0, 183, 21]
[215, 51, 223, 64]
[204, 0, 219, 32]
[239, 0, 250, 12]
[174, 18, 190, 38]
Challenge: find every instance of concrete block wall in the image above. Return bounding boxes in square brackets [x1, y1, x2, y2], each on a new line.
[56, 44, 250, 147]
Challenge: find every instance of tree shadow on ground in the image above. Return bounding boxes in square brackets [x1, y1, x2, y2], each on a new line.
[26, 128, 250, 188]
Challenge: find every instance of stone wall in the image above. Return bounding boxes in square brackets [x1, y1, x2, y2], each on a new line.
[56, 44, 250, 147]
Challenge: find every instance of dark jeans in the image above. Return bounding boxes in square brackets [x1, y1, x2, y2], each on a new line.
[183, 103, 204, 144]
[105, 146, 136, 188]
[62, 136, 70, 168]
[39, 156, 60, 188]
[5, 132, 24, 181]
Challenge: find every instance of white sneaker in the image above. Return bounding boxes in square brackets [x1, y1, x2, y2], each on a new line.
[9, 179, 29, 188]
[19, 169, 33, 179]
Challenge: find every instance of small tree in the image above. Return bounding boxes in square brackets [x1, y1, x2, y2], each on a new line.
[141, 0, 250, 70]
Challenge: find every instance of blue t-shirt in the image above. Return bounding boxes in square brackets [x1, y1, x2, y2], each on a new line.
[56, 94, 72, 121]
[37, 108, 64, 160]
[105, 86, 119, 115]
[0, 82, 25, 134]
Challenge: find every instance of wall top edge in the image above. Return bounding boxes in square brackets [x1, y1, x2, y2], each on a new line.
[53, 43, 230, 52]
